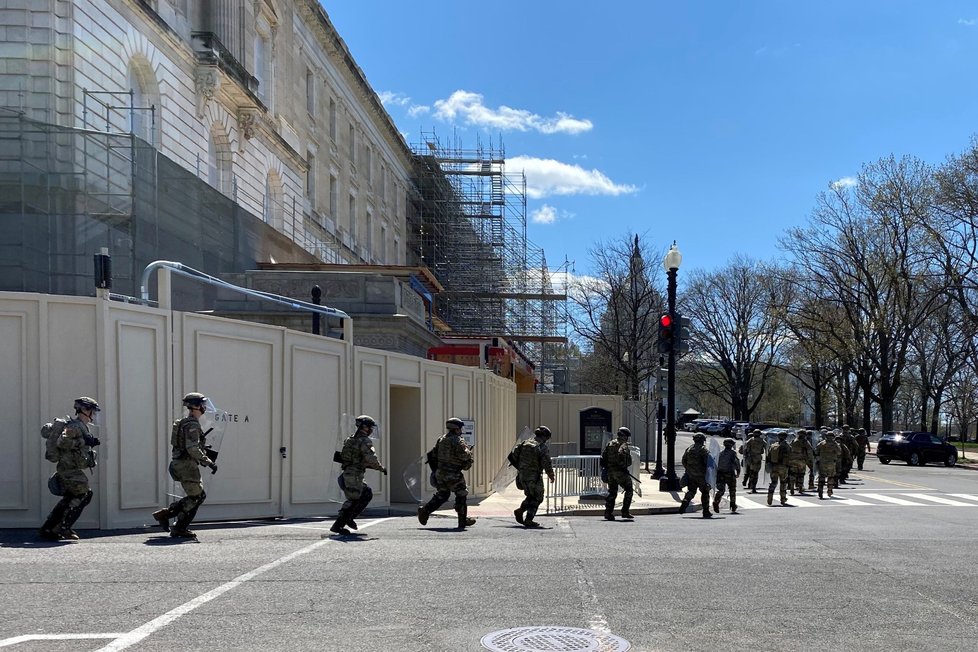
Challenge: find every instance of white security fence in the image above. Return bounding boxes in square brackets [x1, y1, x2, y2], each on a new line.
[545, 455, 606, 514]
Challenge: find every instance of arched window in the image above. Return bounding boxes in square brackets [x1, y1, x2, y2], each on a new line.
[208, 124, 233, 196]
[127, 57, 160, 146]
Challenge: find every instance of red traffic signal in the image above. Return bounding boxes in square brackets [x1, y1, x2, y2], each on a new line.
[657, 313, 674, 353]
[659, 314, 673, 328]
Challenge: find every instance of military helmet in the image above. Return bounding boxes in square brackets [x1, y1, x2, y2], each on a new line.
[74, 396, 101, 412]
[825, 431, 836, 438]
[355, 415, 377, 428]
[617, 426, 631, 438]
[693, 433, 706, 442]
[723, 438, 735, 447]
[778, 431, 788, 439]
[534, 425, 552, 438]
[181, 392, 207, 409]
[858, 427, 866, 433]
[446, 417, 464, 429]
[751, 430, 761, 437]
[842, 424, 851, 430]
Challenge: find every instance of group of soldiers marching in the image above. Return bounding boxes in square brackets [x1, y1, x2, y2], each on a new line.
[677, 425, 872, 518]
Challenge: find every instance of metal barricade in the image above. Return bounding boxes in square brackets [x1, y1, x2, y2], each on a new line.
[545, 455, 606, 514]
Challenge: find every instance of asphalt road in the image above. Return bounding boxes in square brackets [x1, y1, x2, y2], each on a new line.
[3, 451, 978, 652]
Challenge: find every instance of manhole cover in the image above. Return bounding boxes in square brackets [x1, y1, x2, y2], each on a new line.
[481, 626, 631, 652]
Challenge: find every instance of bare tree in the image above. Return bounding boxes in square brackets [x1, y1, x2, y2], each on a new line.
[681, 256, 791, 420]
[782, 155, 946, 432]
[567, 234, 665, 399]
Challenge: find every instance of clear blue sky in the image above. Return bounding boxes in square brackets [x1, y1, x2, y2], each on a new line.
[324, 1, 978, 279]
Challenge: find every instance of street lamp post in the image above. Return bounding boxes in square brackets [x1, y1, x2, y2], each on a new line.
[659, 242, 682, 492]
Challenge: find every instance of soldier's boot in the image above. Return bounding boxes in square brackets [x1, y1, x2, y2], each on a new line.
[767, 488, 774, 506]
[329, 509, 352, 536]
[39, 499, 69, 540]
[171, 511, 198, 538]
[514, 506, 525, 524]
[702, 503, 713, 518]
[151, 508, 173, 532]
[603, 508, 615, 521]
[457, 505, 476, 529]
[523, 506, 541, 528]
[808, 475, 815, 490]
[677, 499, 689, 515]
[712, 496, 721, 513]
[59, 491, 92, 539]
[417, 505, 429, 526]
[730, 500, 737, 513]
[621, 496, 634, 520]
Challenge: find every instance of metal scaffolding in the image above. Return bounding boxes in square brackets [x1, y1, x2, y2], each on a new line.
[407, 130, 567, 390]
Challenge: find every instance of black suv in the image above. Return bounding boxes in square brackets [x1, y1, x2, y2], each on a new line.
[876, 431, 958, 467]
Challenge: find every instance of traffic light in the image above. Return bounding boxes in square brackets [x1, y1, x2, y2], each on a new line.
[656, 366, 668, 392]
[656, 313, 674, 354]
[675, 315, 691, 354]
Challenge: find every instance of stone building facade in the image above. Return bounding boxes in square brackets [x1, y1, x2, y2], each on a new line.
[0, 0, 411, 267]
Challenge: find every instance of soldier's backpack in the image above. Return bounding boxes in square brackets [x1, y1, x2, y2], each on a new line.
[40, 416, 70, 463]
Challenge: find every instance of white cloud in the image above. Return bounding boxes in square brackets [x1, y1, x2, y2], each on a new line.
[531, 204, 558, 224]
[407, 104, 430, 117]
[831, 176, 858, 189]
[507, 155, 638, 199]
[378, 91, 411, 107]
[432, 90, 593, 135]
[958, 18, 976, 26]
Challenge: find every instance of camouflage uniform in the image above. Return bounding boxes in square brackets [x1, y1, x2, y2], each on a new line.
[712, 439, 741, 513]
[39, 399, 100, 540]
[601, 428, 635, 521]
[152, 393, 218, 538]
[839, 427, 857, 482]
[323, 415, 388, 536]
[740, 432, 766, 493]
[816, 434, 841, 499]
[767, 433, 791, 505]
[854, 428, 871, 470]
[419, 418, 475, 529]
[788, 432, 814, 495]
[837, 434, 854, 484]
[679, 434, 712, 517]
[513, 426, 556, 528]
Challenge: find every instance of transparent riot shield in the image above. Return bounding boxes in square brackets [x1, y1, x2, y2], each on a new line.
[325, 414, 353, 504]
[707, 437, 725, 509]
[197, 398, 229, 464]
[490, 426, 534, 495]
[402, 454, 427, 503]
[627, 445, 643, 498]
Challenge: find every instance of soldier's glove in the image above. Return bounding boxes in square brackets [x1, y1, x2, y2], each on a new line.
[209, 463, 218, 475]
[547, 472, 555, 483]
[381, 467, 388, 475]
[82, 434, 100, 447]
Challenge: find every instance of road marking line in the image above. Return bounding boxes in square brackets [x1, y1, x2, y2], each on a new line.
[1, 634, 125, 647]
[781, 497, 821, 507]
[825, 496, 874, 506]
[857, 493, 925, 506]
[735, 497, 767, 509]
[93, 518, 392, 652]
[902, 493, 976, 506]
[948, 494, 978, 503]
[864, 476, 929, 489]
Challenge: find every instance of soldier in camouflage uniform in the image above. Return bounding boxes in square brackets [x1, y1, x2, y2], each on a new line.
[601, 427, 636, 521]
[418, 417, 476, 530]
[740, 430, 766, 493]
[39, 397, 101, 541]
[712, 438, 741, 514]
[854, 427, 871, 470]
[679, 433, 712, 518]
[767, 431, 791, 506]
[513, 426, 556, 528]
[788, 430, 814, 495]
[330, 415, 387, 535]
[152, 393, 219, 539]
[816, 431, 841, 499]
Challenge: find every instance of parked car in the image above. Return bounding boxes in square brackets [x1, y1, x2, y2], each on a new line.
[876, 431, 958, 467]
[687, 419, 713, 432]
[730, 422, 751, 440]
[701, 421, 726, 435]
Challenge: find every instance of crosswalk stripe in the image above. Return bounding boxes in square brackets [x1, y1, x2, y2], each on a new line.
[856, 493, 926, 506]
[735, 496, 767, 509]
[825, 496, 874, 506]
[783, 497, 821, 507]
[902, 493, 976, 506]
[948, 494, 978, 503]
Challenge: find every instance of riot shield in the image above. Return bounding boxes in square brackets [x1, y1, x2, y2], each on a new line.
[627, 445, 643, 498]
[706, 437, 719, 490]
[198, 398, 229, 464]
[490, 426, 534, 494]
[402, 454, 427, 503]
